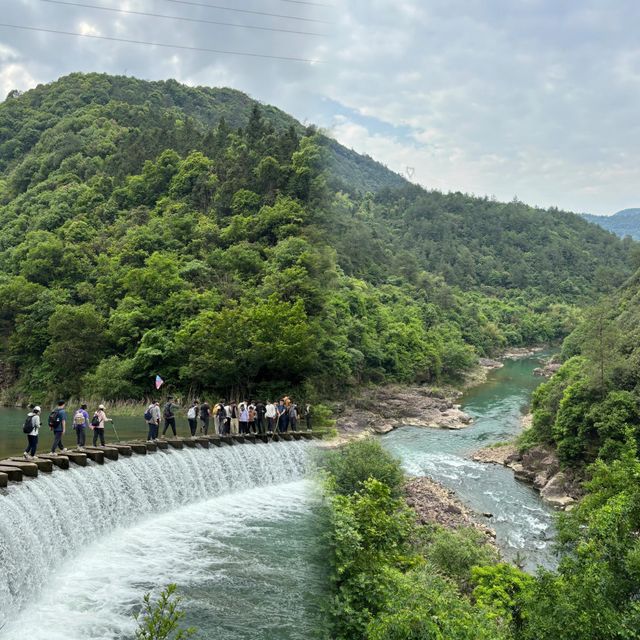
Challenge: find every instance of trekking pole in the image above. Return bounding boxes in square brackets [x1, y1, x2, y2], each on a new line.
[111, 420, 121, 442]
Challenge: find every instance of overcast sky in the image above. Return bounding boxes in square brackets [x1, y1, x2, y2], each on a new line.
[1, 0, 638, 215]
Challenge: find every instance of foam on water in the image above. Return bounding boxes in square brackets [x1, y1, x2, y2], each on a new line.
[0, 441, 313, 634]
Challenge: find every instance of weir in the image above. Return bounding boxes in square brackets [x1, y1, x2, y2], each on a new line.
[0, 438, 316, 631]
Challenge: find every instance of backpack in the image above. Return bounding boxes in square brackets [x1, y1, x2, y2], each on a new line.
[22, 415, 34, 434]
[48, 409, 60, 430]
[144, 407, 153, 422]
[73, 410, 86, 427]
[164, 403, 174, 419]
[91, 413, 101, 428]
[187, 406, 196, 419]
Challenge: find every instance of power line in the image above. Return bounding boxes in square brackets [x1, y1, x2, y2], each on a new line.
[158, 0, 332, 24]
[37, 0, 327, 36]
[0, 22, 323, 62]
[277, 0, 333, 7]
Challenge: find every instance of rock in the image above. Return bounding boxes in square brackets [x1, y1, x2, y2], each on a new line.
[371, 422, 394, 434]
[478, 358, 504, 369]
[533, 363, 562, 378]
[472, 444, 518, 466]
[540, 472, 576, 508]
[404, 476, 496, 540]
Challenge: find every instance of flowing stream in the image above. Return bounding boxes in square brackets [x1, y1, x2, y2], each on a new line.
[381, 355, 556, 571]
[0, 355, 554, 638]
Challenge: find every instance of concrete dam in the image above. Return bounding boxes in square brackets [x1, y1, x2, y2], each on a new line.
[0, 435, 320, 638]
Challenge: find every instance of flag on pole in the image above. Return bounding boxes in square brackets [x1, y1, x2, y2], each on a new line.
[155, 375, 164, 390]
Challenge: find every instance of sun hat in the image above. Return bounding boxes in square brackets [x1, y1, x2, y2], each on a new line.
[33, 406, 41, 413]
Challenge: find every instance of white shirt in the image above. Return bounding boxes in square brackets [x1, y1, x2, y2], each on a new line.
[265, 403, 276, 418]
[27, 412, 40, 436]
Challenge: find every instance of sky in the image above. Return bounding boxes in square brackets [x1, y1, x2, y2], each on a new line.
[0, 0, 639, 215]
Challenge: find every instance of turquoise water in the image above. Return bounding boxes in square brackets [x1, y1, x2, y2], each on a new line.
[381, 356, 556, 571]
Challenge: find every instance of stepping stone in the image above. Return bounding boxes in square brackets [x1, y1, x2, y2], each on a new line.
[195, 437, 210, 448]
[0, 460, 38, 477]
[291, 432, 302, 440]
[312, 432, 323, 439]
[82, 449, 105, 464]
[207, 436, 222, 447]
[0, 471, 7, 488]
[183, 438, 197, 448]
[280, 433, 293, 441]
[0, 465, 23, 482]
[300, 432, 313, 440]
[142, 441, 157, 453]
[166, 438, 184, 449]
[232, 435, 245, 444]
[219, 436, 234, 446]
[155, 440, 169, 450]
[110, 444, 132, 456]
[62, 450, 87, 466]
[128, 442, 148, 454]
[12, 457, 53, 472]
[37, 453, 70, 469]
[244, 434, 257, 444]
[86, 446, 118, 461]
[270, 433, 281, 442]
[256, 434, 269, 443]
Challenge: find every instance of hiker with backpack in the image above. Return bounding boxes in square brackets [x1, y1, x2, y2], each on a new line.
[23, 405, 41, 459]
[162, 397, 179, 437]
[145, 401, 161, 440]
[73, 404, 90, 448]
[49, 400, 67, 454]
[91, 404, 111, 447]
[187, 400, 199, 437]
[199, 400, 211, 435]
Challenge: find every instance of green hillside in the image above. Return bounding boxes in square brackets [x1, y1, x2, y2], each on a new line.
[582, 208, 640, 240]
[0, 73, 634, 401]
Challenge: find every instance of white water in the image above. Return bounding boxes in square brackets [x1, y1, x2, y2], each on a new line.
[0, 442, 313, 635]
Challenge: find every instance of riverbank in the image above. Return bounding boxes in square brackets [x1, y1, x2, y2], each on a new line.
[405, 476, 496, 540]
[472, 438, 583, 510]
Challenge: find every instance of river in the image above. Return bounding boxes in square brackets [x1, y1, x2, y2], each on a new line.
[0, 355, 553, 638]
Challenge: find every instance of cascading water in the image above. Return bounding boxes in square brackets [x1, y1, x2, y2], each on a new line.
[0, 441, 315, 637]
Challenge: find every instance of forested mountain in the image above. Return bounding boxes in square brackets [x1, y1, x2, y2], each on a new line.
[582, 208, 640, 240]
[0, 73, 635, 401]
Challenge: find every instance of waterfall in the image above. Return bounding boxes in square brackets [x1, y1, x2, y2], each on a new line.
[0, 441, 312, 631]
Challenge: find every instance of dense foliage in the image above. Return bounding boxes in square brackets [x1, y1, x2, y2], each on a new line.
[518, 268, 640, 639]
[0, 73, 634, 401]
[323, 437, 640, 640]
[321, 440, 510, 640]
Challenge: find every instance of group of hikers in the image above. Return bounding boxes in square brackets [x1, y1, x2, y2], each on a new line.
[145, 397, 312, 440]
[21, 397, 311, 460]
[22, 400, 114, 459]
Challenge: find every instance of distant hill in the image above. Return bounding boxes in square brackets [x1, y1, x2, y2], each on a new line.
[582, 208, 640, 240]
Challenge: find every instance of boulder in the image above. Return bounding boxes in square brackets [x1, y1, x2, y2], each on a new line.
[540, 472, 576, 509]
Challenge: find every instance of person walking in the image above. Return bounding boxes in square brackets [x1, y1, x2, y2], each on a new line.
[223, 401, 232, 435]
[49, 400, 67, 454]
[276, 400, 287, 433]
[23, 406, 41, 459]
[91, 404, 111, 446]
[248, 401, 257, 434]
[288, 403, 298, 432]
[199, 399, 211, 435]
[187, 401, 199, 437]
[238, 402, 249, 435]
[265, 400, 276, 433]
[304, 404, 312, 431]
[255, 400, 266, 434]
[230, 401, 239, 435]
[145, 401, 161, 440]
[162, 397, 179, 437]
[73, 404, 90, 449]
[213, 400, 225, 435]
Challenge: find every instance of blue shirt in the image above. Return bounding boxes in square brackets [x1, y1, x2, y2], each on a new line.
[54, 408, 67, 432]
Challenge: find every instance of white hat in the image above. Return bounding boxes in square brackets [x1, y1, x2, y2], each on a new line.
[33, 406, 41, 413]
[98, 404, 105, 410]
